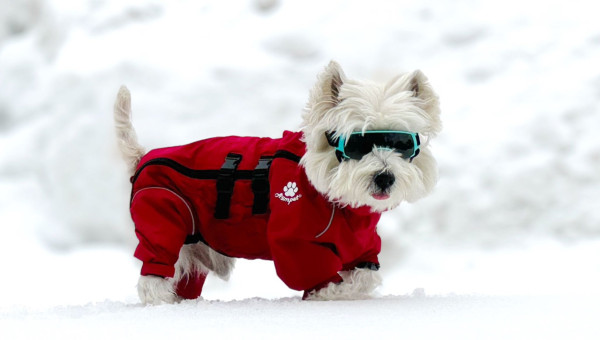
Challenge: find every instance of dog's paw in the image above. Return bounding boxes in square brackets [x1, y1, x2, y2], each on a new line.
[304, 268, 382, 301]
[283, 182, 299, 197]
[137, 275, 180, 305]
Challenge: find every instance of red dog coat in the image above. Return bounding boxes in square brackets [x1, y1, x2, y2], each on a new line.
[130, 130, 382, 292]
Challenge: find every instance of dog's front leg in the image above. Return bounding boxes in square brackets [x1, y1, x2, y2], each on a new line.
[137, 275, 180, 305]
[303, 267, 382, 301]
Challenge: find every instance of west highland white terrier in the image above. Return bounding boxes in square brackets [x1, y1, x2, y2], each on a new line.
[114, 61, 441, 304]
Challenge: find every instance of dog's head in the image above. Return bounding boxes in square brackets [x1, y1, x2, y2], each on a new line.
[300, 61, 442, 212]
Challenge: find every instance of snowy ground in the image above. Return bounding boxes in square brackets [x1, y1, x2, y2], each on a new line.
[3, 294, 600, 340]
[1, 0, 600, 338]
[1, 239, 600, 339]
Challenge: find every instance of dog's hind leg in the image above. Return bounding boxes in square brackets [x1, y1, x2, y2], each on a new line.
[174, 245, 209, 300]
[174, 268, 208, 300]
[173, 242, 236, 299]
[186, 241, 236, 281]
[113, 86, 146, 176]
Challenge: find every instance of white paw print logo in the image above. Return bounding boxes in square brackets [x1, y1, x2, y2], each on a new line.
[275, 181, 303, 204]
[284, 182, 298, 197]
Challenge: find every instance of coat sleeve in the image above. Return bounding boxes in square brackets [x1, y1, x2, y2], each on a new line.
[266, 158, 343, 291]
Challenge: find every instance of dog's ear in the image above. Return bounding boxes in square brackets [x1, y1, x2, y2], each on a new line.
[386, 69, 437, 104]
[410, 72, 421, 97]
[408, 70, 442, 135]
[303, 61, 348, 153]
[386, 70, 441, 136]
[310, 60, 347, 109]
[408, 70, 429, 99]
[327, 61, 345, 104]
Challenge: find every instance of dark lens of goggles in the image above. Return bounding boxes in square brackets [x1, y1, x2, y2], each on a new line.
[343, 131, 419, 160]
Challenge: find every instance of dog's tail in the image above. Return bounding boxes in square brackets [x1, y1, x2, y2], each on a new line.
[114, 86, 146, 176]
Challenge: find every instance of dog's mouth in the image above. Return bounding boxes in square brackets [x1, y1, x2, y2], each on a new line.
[371, 193, 390, 200]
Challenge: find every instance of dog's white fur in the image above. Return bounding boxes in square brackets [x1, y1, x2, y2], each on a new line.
[114, 61, 441, 304]
[113, 86, 146, 175]
[137, 275, 179, 305]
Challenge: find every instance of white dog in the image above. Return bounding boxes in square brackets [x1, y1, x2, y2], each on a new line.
[114, 61, 441, 304]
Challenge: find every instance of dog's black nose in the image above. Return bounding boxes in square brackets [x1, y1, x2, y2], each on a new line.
[374, 172, 395, 191]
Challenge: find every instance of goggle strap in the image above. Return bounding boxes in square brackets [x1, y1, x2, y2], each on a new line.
[409, 147, 420, 163]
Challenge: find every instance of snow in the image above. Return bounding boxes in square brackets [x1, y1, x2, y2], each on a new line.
[3, 295, 599, 340]
[1, 0, 600, 338]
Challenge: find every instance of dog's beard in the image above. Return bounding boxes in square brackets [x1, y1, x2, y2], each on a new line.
[301, 146, 438, 212]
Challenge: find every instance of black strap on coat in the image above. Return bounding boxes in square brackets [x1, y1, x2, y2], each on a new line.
[214, 153, 242, 219]
[251, 156, 273, 214]
[214, 151, 298, 218]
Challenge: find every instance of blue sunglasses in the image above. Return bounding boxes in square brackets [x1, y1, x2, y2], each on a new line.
[326, 130, 421, 162]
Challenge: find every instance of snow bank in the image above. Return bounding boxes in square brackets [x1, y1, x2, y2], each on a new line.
[1, 0, 599, 249]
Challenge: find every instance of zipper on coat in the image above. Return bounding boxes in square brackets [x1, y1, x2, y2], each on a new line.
[131, 150, 301, 185]
[130, 158, 254, 184]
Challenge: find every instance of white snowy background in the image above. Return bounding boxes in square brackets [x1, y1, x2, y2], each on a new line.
[1, 0, 600, 338]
